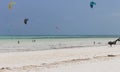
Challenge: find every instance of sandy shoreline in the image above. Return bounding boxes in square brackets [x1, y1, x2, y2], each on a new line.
[0, 45, 120, 72]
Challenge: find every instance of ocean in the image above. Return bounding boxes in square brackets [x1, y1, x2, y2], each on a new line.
[0, 35, 119, 53]
[0, 35, 119, 39]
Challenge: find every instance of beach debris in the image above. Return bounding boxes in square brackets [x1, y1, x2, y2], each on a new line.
[90, 1, 96, 8]
[24, 18, 29, 24]
[107, 54, 116, 57]
[0, 67, 11, 70]
[8, 1, 16, 10]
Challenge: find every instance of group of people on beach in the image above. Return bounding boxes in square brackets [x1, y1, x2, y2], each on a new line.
[17, 40, 36, 44]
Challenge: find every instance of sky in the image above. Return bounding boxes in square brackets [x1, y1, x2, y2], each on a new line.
[0, 0, 120, 35]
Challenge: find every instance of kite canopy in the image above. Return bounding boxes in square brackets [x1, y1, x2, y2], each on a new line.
[8, 2, 16, 10]
[56, 26, 60, 31]
[24, 18, 29, 24]
[90, 1, 96, 8]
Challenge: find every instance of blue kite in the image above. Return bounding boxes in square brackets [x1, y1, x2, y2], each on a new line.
[90, 1, 96, 8]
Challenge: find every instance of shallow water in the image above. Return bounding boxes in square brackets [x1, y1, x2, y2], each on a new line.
[0, 35, 119, 52]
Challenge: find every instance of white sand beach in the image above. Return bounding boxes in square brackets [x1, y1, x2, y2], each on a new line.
[0, 43, 120, 72]
[1, 0, 120, 71]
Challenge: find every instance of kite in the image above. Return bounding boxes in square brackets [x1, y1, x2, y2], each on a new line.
[90, 1, 96, 8]
[24, 18, 29, 24]
[8, 2, 16, 10]
[56, 26, 59, 30]
[55, 26, 61, 31]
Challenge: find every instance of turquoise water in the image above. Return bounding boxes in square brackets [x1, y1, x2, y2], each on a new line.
[0, 35, 119, 53]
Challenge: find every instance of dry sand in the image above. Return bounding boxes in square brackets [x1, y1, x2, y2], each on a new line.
[0, 45, 120, 72]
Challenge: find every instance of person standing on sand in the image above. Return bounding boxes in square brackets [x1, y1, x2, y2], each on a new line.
[18, 40, 20, 44]
[93, 41, 96, 45]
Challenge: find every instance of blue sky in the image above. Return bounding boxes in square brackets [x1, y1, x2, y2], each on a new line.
[0, 0, 120, 35]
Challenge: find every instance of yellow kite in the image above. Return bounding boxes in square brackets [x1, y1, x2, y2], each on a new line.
[8, 2, 16, 10]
